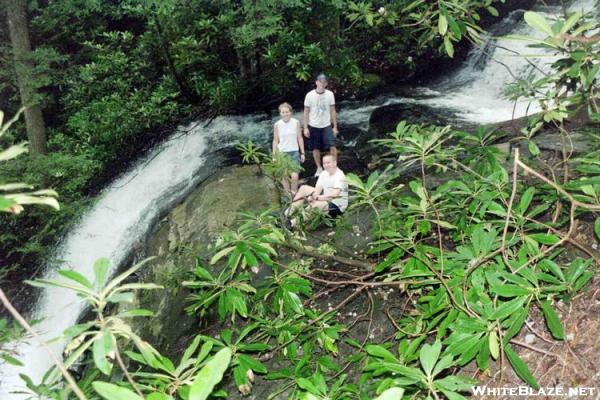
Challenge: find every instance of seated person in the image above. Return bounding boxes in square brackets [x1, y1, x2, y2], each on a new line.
[291, 154, 348, 219]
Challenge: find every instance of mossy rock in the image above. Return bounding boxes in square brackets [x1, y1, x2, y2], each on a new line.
[134, 165, 278, 357]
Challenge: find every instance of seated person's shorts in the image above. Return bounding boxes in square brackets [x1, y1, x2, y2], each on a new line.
[328, 202, 343, 217]
[307, 125, 335, 151]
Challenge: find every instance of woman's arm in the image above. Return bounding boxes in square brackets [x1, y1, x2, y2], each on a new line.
[296, 120, 305, 162]
[272, 124, 279, 155]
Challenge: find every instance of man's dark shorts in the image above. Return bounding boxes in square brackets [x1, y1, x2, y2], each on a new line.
[307, 125, 335, 151]
[328, 202, 343, 217]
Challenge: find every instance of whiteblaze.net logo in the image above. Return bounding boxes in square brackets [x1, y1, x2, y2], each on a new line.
[471, 386, 597, 397]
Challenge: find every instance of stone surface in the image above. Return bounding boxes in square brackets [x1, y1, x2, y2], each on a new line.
[134, 165, 278, 357]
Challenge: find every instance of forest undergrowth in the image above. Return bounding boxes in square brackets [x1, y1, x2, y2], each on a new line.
[0, 5, 599, 400]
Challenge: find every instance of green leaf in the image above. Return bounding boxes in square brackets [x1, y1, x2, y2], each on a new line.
[488, 331, 499, 360]
[419, 339, 441, 377]
[117, 309, 154, 318]
[518, 187, 535, 214]
[444, 36, 454, 58]
[180, 335, 203, 366]
[26, 278, 95, 297]
[524, 11, 555, 37]
[560, 11, 582, 33]
[487, 6, 499, 17]
[147, 393, 173, 400]
[528, 233, 560, 245]
[594, 218, 600, 240]
[237, 354, 267, 374]
[503, 306, 529, 343]
[0, 143, 27, 161]
[189, 347, 232, 400]
[505, 345, 540, 389]
[210, 246, 235, 265]
[58, 270, 93, 289]
[8, 194, 59, 210]
[528, 141, 540, 156]
[296, 377, 320, 394]
[476, 336, 490, 371]
[1, 353, 24, 366]
[93, 332, 114, 375]
[365, 345, 398, 362]
[0, 196, 15, 211]
[64, 322, 94, 338]
[375, 387, 405, 400]
[0, 183, 33, 191]
[431, 354, 454, 377]
[94, 258, 111, 288]
[107, 292, 135, 303]
[490, 297, 527, 320]
[490, 284, 530, 298]
[540, 301, 564, 339]
[438, 14, 448, 36]
[93, 382, 142, 400]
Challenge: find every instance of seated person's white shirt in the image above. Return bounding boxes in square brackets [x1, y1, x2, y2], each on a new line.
[316, 168, 348, 211]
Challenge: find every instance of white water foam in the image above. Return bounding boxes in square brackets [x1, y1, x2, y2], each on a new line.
[401, 0, 597, 123]
[0, 115, 269, 397]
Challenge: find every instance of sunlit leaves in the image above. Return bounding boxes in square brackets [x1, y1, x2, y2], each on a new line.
[189, 347, 232, 400]
[93, 382, 142, 400]
[524, 11, 554, 37]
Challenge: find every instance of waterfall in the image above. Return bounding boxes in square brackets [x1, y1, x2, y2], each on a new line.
[0, 116, 268, 397]
[0, 0, 595, 397]
[398, 0, 598, 123]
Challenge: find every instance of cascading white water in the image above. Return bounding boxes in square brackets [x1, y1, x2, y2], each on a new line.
[0, 115, 268, 397]
[1, 0, 596, 397]
[397, 0, 597, 123]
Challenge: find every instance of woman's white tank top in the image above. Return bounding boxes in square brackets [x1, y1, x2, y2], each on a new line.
[276, 118, 299, 152]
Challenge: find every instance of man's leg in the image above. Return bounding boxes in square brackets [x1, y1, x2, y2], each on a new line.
[323, 126, 336, 159]
[292, 185, 315, 209]
[310, 200, 329, 211]
[290, 172, 299, 194]
[309, 126, 323, 171]
[281, 178, 291, 194]
[312, 149, 321, 169]
[329, 146, 337, 159]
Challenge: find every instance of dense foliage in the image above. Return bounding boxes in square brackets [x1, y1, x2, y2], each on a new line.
[1, 2, 599, 400]
[0, 0, 511, 283]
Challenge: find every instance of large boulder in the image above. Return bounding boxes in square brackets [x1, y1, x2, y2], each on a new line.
[134, 165, 278, 356]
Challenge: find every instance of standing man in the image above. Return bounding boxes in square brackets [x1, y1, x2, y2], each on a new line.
[303, 73, 338, 177]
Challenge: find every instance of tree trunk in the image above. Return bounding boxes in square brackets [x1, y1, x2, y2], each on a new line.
[235, 47, 247, 79]
[5, 0, 47, 155]
[152, 14, 198, 103]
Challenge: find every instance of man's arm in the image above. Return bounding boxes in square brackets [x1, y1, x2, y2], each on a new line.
[316, 188, 340, 201]
[307, 184, 323, 205]
[330, 105, 338, 136]
[303, 106, 310, 138]
[296, 121, 305, 162]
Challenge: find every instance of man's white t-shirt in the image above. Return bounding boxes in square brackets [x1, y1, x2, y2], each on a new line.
[316, 168, 348, 211]
[304, 89, 335, 128]
[275, 118, 299, 152]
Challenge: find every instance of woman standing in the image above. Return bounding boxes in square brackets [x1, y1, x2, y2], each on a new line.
[272, 102, 305, 194]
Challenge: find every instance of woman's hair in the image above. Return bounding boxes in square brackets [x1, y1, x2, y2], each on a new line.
[278, 102, 293, 113]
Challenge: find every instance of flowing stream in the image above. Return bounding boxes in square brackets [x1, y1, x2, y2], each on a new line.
[1, 0, 595, 397]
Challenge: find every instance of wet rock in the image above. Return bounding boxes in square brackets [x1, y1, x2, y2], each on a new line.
[134, 165, 278, 357]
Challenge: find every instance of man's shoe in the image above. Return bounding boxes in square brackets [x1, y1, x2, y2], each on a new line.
[314, 167, 323, 177]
